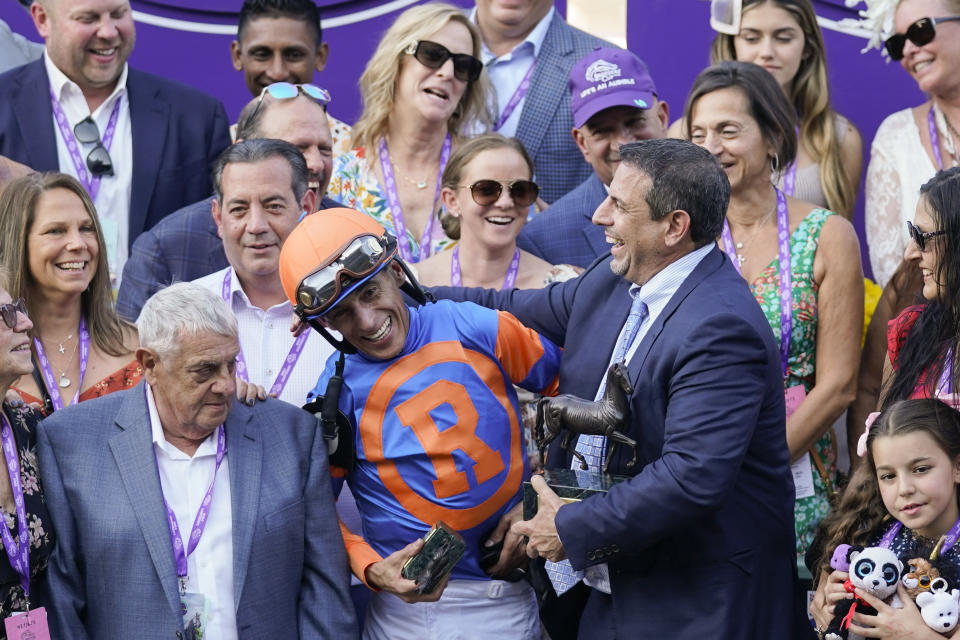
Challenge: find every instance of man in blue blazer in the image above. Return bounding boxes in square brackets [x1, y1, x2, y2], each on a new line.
[37, 283, 357, 639]
[0, 1, 230, 266]
[518, 47, 669, 268]
[435, 139, 800, 639]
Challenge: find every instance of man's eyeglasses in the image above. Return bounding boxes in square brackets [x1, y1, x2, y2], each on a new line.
[296, 234, 398, 317]
[405, 40, 483, 83]
[249, 82, 331, 123]
[906, 220, 947, 251]
[884, 16, 960, 60]
[0, 298, 27, 330]
[73, 117, 114, 177]
[460, 179, 539, 208]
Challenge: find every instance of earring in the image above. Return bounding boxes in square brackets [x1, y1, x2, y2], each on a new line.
[770, 153, 781, 173]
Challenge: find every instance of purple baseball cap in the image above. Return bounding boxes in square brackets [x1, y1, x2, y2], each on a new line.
[570, 47, 657, 129]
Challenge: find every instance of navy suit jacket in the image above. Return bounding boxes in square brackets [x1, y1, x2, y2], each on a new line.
[0, 59, 231, 245]
[115, 195, 340, 321]
[518, 173, 608, 268]
[37, 383, 358, 639]
[515, 15, 612, 204]
[434, 247, 798, 639]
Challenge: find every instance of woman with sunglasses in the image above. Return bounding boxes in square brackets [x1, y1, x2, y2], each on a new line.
[0, 173, 142, 414]
[685, 61, 864, 568]
[702, 0, 862, 220]
[863, 0, 960, 287]
[327, 3, 492, 264]
[0, 270, 54, 622]
[415, 134, 580, 290]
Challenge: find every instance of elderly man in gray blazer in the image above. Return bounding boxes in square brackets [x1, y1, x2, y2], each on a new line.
[37, 283, 357, 640]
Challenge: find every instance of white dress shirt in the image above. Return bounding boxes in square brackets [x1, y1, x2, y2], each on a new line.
[193, 267, 335, 406]
[147, 383, 237, 640]
[473, 7, 555, 137]
[45, 51, 133, 285]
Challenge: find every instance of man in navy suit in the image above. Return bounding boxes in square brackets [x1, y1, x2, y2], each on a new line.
[435, 139, 800, 639]
[518, 47, 669, 268]
[0, 0, 230, 284]
[37, 282, 357, 639]
[116, 87, 339, 321]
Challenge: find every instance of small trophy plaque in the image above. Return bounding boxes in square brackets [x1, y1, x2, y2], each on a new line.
[401, 521, 466, 594]
[523, 362, 639, 519]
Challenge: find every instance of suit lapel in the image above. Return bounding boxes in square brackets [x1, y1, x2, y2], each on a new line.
[128, 70, 168, 240]
[515, 13, 572, 159]
[108, 382, 182, 618]
[227, 404, 261, 606]
[581, 175, 610, 258]
[13, 61, 58, 171]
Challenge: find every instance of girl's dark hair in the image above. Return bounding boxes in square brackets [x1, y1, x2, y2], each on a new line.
[882, 167, 960, 405]
[814, 399, 960, 580]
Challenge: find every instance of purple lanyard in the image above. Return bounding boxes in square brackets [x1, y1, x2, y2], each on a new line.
[450, 246, 520, 289]
[377, 135, 452, 263]
[49, 88, 121, 203]
[721, 188, 793, 375]
[780, 126, 800, 197]
[938, 350, 954, 395]
[33, 318, 90, 411]
[494, 61, 535, 131]
[157, 421, 226, 587]
[220, 269, 309, 397]
[879, 516, 960, 554]
[929, 106, 945, 171]
[0, 413, 30, 597]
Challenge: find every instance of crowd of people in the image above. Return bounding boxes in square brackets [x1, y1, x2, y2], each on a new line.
[0, 0, 958, 638]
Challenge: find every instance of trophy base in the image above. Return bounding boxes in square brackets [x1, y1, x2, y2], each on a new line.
[523, 468, 629, 520]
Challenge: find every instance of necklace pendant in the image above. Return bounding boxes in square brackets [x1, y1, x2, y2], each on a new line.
[735, 242, 744, 250]
[416, 180, 428, 190]
[58, 373, 71, 388]
[737, 254, 745, 268]
[58, 344, 65, 354]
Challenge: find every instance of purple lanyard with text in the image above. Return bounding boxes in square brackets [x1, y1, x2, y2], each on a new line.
[49, 88, 121, 203]
[450, 245, 520, 289]
[929, 106, 946, 171]
[0, 413, 30, 597]
[157, 420, 226, 590]
[938, 350, 954, 395]
[494, 61, 535, 131]
[377, 135, 452, 263]
[221, 269, 308, 397]
[33, 318, 90, 411]
[879, 516, 960, 554]
[721, 188, 793, 375]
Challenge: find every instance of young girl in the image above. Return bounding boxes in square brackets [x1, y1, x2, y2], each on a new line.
[810, 398, 960, 639]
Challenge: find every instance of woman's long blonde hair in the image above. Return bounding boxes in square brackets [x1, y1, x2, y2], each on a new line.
[711, 0, 854, 216]
[0, 172, 132, 357]
[350, 2, 493, 152]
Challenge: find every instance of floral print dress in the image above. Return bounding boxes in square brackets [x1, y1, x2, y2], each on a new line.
[0, 404, 53, 629]
[327, 146, 455, 262]
[749, 207, 835, 560]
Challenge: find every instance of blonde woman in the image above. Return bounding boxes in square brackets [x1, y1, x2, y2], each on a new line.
[327, 2, 492, 263]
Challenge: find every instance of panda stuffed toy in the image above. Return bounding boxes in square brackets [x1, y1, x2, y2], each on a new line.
[824, 545, 903, 640]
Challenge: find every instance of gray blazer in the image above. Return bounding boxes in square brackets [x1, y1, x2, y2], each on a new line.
[37, 382, 358, 640]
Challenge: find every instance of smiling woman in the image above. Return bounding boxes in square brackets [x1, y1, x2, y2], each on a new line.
[0, 172, 142, 414]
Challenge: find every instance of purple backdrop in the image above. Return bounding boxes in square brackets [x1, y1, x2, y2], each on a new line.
[0, 1, 928, 278]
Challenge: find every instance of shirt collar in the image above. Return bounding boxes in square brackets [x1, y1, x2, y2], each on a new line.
[631, 242, 714, 309]
[223, 267, 294, 315]
[473, 6, 555, 62]
[146, 382, 220, 460]
[44, 49, 128, 115]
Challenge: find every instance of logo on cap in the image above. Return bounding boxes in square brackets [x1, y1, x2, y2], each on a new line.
[585, 59, 621, 84]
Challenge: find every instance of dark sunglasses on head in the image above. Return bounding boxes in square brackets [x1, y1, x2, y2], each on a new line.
[73, 116, 114, 177]
[296, 234, 398, 317]
[906, 220, 947, 251]
[461, 179, 539, 208]
[0, 298, 27, 330]
[884, 16, 960, 60]
[405, 40, 483, 83]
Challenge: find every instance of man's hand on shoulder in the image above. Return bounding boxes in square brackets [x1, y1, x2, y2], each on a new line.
[364, 538, 449, 603]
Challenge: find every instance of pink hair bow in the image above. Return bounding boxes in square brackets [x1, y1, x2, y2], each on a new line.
[856, 411, 881, 458]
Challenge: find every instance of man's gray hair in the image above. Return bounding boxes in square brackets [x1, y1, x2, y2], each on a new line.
[138, 282, 238, 358]
[211, 138, 309, 204]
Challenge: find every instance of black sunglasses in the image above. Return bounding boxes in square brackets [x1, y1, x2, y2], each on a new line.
[906, 220, 947, 251]
[73, 116, 114, 177]
[405, 40, 483, 83]
[0, 298, 27, 330]
[460, 179, 539, 208]
[885, 16, 960, 60]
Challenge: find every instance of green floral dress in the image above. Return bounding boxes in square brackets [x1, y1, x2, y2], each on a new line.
[749, 207, 835, 562]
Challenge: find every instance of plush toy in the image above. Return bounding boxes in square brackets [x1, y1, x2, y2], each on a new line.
[824, 546, 903, 640]
[903, 557, 947, 600]
[917, 588, 960, 635]
[831, 544, 852, 572]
